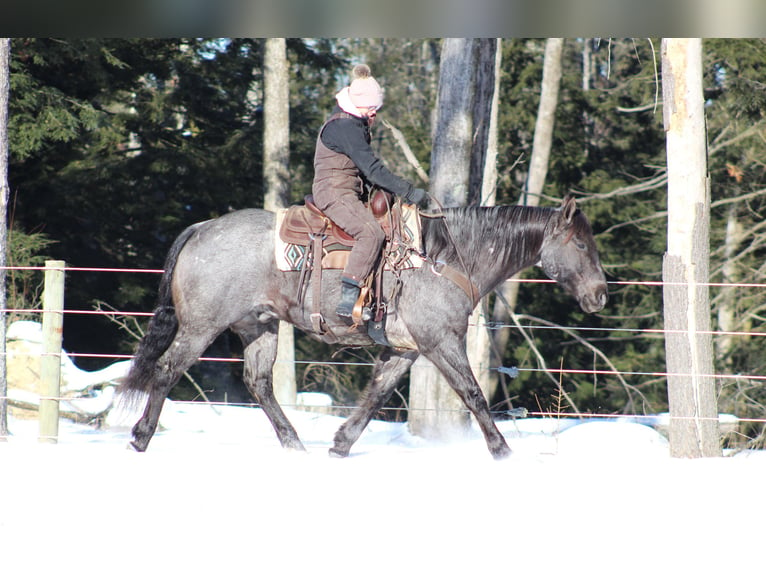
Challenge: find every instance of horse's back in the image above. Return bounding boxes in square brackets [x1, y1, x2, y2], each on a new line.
[198, 207, 274, 240]
[185, 208, 276, 254]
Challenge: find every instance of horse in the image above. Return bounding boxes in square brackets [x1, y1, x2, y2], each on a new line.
[120, 195, 608, 459]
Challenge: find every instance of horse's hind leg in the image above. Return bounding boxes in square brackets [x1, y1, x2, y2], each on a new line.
[330, 348, 419, 458]
[130, 329, 216, 452]
[238, 321, 305, 451]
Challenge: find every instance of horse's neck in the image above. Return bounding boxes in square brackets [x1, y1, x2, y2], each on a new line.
[429, 206, 550, 292]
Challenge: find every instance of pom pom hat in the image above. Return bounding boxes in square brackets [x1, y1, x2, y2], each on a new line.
[336, 64, 384, 116]
[348, 64, 384, 110]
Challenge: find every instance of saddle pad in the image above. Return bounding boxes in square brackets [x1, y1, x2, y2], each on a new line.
[274, 204, 424, 272]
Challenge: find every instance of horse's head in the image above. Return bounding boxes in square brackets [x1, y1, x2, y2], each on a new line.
[538, 195, 608, 313]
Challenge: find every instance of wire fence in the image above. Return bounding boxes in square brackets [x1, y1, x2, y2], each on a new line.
[2, 264, 765, 427]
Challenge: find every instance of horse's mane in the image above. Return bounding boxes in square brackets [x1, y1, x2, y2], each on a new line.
[420, 205, 561, 275]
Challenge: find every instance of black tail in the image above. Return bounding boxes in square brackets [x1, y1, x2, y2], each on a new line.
[119, 222, 204, 405]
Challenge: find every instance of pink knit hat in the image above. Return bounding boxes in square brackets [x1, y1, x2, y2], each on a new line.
[348, 64, 384, 110]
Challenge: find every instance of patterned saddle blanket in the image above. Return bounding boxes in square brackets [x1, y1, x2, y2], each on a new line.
[275, 194, 423, 271]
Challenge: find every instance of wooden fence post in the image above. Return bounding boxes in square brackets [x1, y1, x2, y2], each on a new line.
[39, 260, 65, 444]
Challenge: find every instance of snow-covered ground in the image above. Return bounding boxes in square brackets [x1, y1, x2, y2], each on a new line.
[2, 400, 764, 574]
[1, 321, 763, 572]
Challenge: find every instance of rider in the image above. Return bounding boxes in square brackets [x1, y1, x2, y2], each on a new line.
[312, 64, 426, 322]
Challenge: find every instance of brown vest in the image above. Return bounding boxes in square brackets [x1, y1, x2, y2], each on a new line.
[311, 112, 365, 207]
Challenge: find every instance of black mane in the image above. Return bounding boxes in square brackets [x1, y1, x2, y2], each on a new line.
[421, 205, 557, 275]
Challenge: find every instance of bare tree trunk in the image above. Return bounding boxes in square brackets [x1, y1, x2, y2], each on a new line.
[479, 40, 501, 208]
[661, 38, 720, 458]
[715, 207, 744, 368]
[469, 39, 501, 208]
[428, 38, 475, 208]
[524, 38, 564, 206]
[411, 39, 474, 438]
[0, 39, 10, 438]
[467, 39, 501, 406]
[262, 38, 296, 406]
[582, 38, 592, 92]
[409, 38, 499, 439]
[490, 38, 564, 394]
[263, 38, 291, 210]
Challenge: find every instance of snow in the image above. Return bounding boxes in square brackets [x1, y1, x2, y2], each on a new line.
[2, 321, 764, 572]
[2, 402, 765, 573]
[7, 320, 132, 394]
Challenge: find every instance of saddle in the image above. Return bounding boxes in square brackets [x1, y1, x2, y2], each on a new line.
[276, 190, 423, 343]
[279, 192, 395, 269]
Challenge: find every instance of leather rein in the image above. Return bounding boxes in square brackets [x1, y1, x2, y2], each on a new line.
[416, 209, 481, 308]
[427, 257, 481, 308]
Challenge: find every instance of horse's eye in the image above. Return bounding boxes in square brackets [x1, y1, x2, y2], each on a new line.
[573, 239, 586, 250]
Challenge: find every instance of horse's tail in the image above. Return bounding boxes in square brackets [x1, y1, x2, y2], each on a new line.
[120, 222, 204, 405]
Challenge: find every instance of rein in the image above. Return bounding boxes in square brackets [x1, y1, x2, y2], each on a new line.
[427, 258, 481, 307]
[418, 197, 481, 308]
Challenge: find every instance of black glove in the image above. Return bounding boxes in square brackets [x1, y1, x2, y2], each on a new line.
[403, 187, 427, 205]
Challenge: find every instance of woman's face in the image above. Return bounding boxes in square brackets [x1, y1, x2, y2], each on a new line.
[357, 106, 378, 123]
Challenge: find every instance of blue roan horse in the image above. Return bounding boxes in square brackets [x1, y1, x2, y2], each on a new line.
[121, 195, 608, 459]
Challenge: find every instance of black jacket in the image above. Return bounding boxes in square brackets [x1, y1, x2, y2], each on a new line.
[319, 106, 414, 198]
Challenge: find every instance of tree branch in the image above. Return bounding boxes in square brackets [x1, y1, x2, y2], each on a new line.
[380, 118, 430, 185]
[574, 169, 668, 203]
[711, 187, 766, 210]
[617, 102, 662, 113]
[507, 311, 582, 416]
[709, 119, 766, 156]
[514, 313, 652, 413]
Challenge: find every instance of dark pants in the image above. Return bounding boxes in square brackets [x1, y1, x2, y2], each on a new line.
[313, 187, 385, 284]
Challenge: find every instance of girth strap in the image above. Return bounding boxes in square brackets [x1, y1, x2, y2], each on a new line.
[309, 232, 328, 334]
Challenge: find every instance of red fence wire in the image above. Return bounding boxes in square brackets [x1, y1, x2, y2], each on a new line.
[2, 264, 765, 424]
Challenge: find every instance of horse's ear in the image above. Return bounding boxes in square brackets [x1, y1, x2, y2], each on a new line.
[560, 195, 577, 225]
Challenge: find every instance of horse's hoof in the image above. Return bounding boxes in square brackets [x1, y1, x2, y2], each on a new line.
[128, 441, 146, 452]
[491, 445, 512, 460]
[328, 447, 349, 458]
[278, 436, 307, 452]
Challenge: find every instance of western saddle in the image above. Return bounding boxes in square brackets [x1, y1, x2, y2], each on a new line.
[278, 190, 417, 344]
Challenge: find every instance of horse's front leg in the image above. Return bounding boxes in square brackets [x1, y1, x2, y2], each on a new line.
[423, 340, 512, 460]
[330, 348, 419, 458]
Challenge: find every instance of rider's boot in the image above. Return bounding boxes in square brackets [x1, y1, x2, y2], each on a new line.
[336, 277, 361, 323]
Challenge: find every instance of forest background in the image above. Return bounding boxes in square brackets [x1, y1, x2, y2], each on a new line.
[6, 38, 766, 444]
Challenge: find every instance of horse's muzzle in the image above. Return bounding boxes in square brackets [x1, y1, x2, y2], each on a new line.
[580, 285, 608, 313]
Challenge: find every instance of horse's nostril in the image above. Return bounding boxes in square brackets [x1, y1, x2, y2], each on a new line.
[585, 286, 608, 312]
